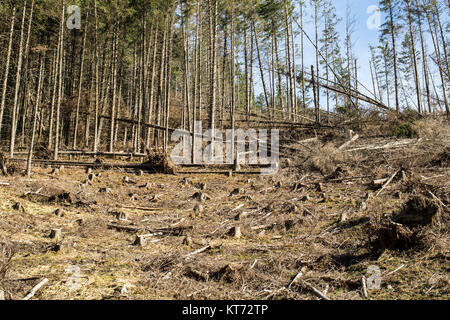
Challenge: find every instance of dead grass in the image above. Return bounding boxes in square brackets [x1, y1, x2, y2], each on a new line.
[0, 118, 449, 300]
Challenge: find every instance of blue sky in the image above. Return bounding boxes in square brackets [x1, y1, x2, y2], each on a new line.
[296, 0, 384, 101]
[243, 0, 389, 109]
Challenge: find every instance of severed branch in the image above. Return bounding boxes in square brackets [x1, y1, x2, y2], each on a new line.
[338, 134, 360, 151]
[23, 278, 49, 300]
[374, 170, 400, 198]
[185, 245, 212, 258]
[301, 280, 331, 300]
[287, 271, 303, 289]
[428, 190, 448, 209]
[120, 206, 163, 212]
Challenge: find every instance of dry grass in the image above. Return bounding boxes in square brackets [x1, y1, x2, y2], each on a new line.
[0, 118, 449, 300]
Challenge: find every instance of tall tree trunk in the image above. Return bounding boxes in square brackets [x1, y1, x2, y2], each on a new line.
[244, 23, 250, 120]
[109, 20, 119, 153]
[0, 5, 16, 135]
[182, 9, 191, 132]
[230, 1, 236, 132]
[10, 0, 27, 158]
[164, 2, 176, 153]
[416, 2, 431, 113]
[54, 0, 65, 161]
[388, 0, 400, 113]
[27, 52, 44, 177]
[284, 3, 294, 121]
[290, 18, 298, 120]
[155, 16, 168, 147]
[314, 0, 320, 122]
[93, 0, 100, 153]
[274, 33, 283, 119]
[299, 0, 306, 114]
[208, 0, 218, 131]
[253, 21, 270, 117]
[73, 9, 89, 149]
[423, 1, 449, 116]
[221, 24, 228, 128]
[432, 0, 449, 76]
[311, 65, 319, 122]
[146, 24, 159, 148]
[48, 39, 59, 149]
[406, 0, 422, 113]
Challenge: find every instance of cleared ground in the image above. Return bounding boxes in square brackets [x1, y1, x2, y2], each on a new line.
[0, 118, 448, 300]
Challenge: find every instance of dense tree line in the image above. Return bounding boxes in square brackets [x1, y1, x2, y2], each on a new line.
[0, 0, 447, 167]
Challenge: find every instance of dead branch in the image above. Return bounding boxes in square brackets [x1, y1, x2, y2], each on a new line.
[374, 170, 400, 198]
[338, 134, 360, 150]
[23, 278, 49, 300]
[107, 223, 141, 233]
[185, 245, 212, 258]
[287, 271, 303, 289]
[301, 280, 331, 300]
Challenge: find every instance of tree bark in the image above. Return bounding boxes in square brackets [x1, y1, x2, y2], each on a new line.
[0, 5, 16, 135]
[9, 0, 27, 158]
[27, 52, 45, 177]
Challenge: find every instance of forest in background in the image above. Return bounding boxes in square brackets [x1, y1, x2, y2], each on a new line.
[0, 0, 448, 165]
[0, 0, 449, 301]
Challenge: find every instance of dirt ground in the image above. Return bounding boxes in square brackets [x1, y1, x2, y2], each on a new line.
[0, 118, 449, 300]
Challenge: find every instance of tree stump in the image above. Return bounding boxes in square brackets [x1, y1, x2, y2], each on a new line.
[228, 226, 241, 239]
[50, 228, 62, 241]
[182, 236, 192, 245]
[54, 208, 65, 217]
[134, 235, 148, 247]
[12, 202, 26, 213]
[193, 203, 204, 217]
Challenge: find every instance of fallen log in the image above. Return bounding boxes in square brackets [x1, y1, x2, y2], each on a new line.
[120, 206, 163, 211]
[8, 158, 271, 175]
[153, 225, 193, 236]
[107, 223, 141, 233]
[251, 223, 277, 231]
[185, 245, 212, 258]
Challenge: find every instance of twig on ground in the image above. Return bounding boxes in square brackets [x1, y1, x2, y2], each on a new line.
[23, 278, 49, 300]
[287, 272, 303, 289]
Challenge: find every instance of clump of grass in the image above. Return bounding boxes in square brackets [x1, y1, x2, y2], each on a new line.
[412, 118, 450, 140]
[306, 142, 345, 175]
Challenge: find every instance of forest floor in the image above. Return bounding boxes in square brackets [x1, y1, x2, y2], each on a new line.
[0, 117, 449, 300]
